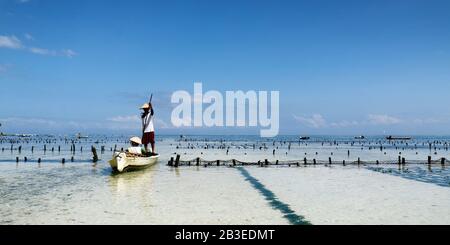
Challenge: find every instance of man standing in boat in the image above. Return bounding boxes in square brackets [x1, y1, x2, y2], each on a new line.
[141, 102, 155, 155]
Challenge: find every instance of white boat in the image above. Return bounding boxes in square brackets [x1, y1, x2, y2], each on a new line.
[109, 152, 159, 172]
[76, 133, 89, 139]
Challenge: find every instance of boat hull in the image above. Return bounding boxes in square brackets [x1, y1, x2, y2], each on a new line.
[109, 152, 159, 172]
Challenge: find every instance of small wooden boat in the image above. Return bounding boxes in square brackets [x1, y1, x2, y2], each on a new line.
[109, 152, 159, 172]
[76, 133, 89, 139]
[300, 136, 310, 140]
[355, 135, 365, 139]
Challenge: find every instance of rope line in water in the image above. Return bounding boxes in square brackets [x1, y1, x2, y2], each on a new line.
[169, 157, 450, 167]
[237, 167, 311, 225]
[0, 158, 98, 163]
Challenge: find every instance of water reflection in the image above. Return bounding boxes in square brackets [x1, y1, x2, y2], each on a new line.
[170, 166, 181, 177]
[108, 165, 157, 195]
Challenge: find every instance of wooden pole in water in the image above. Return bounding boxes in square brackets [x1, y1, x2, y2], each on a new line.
[313, 159, 316, 165]
[304, 157, 307, 165]
[91, 146, 98, 163]
[233, 159, 236, 167]
[428, 156, 432, 165]
[217, 160, 220, 166]
[441, 158, 445, 166]
[196, 157, 200, 166]
[329, 157, 332, 165]
[175, 154, 180, 167]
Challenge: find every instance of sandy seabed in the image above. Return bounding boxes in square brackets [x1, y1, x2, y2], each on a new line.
[1, 135, 449, 225]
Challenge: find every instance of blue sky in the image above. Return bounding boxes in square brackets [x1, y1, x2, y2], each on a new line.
[1, 0, 450, 135]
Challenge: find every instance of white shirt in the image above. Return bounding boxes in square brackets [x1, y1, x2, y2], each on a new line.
[128, 146, 143, 155]
[143, 113, 154, 133]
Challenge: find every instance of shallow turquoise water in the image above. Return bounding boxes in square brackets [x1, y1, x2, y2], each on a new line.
[1, 135, 449, 224]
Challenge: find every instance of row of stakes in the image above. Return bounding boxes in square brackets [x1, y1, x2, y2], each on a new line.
[12, 146, 100, 164]
[1, 144, 125, 154]
[168, 155, 447, 168]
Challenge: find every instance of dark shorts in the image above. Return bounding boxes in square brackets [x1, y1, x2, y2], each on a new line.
[142, 132, 155, 145]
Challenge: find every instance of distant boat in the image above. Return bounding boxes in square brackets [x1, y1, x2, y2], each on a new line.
[76, 133, 89, 139]
[355, 135, 365, 139]
[16, 134, 34, 137]
[300, 136, 310, 140]
[386, 136, 412, 140]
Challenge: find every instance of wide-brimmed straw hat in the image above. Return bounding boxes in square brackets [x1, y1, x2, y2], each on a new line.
[140, 103, 150, 109]
[129, 136, 142, 145]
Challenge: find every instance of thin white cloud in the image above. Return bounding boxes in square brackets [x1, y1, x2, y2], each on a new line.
[29, 47, 55, 56]
[412, 118, 444, 124]
[29, 47, 77, 58]
[61, 49, 77, 58]
[0, 34, 77, 58]
[367, 114, 402, 125]
[293, 114, 444, 129]
[330, 120, 359, 128]
[0, 117, 142, 132]
[24, 33, 34, 40]
[293, 114, 327, 128]
[0, 117, 57, 126]
[108, 115, 141, 123]
[0, 35, 22, 49]
[108, 115, 172, 129]
[1, 116, 174, 133]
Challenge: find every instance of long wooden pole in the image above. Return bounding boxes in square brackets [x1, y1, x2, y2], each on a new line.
[142, 93, 153, 136]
